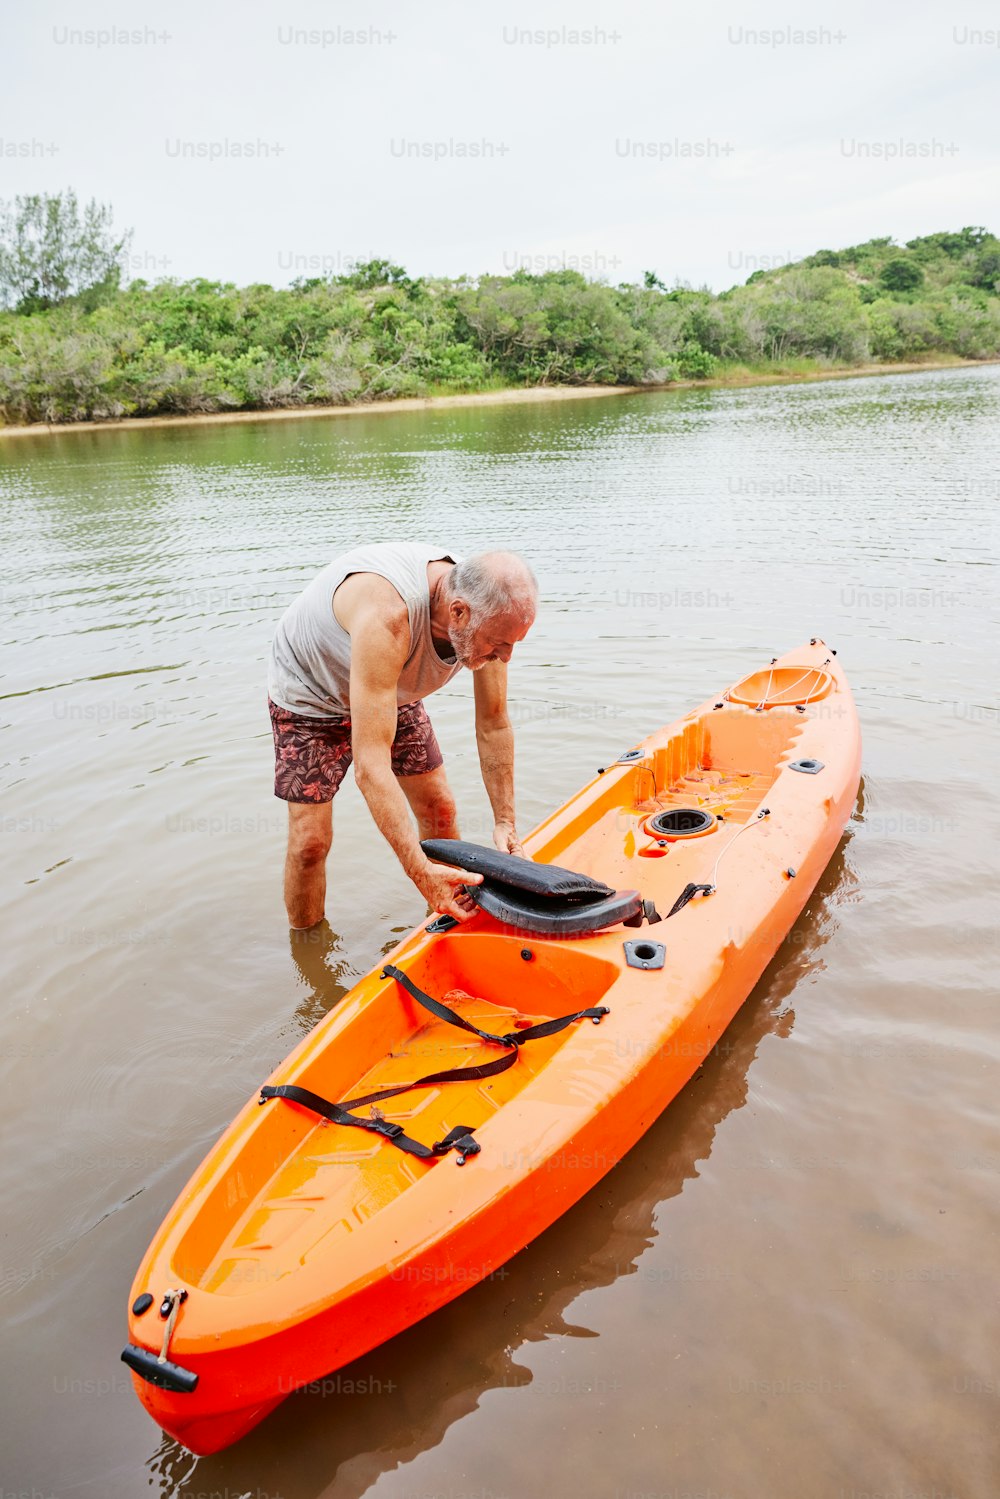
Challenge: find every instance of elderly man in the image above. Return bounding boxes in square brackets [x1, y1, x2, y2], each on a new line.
[267, 543, 538, 929]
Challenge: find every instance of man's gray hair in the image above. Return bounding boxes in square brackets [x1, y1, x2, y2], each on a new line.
[447, 550, 538, 623]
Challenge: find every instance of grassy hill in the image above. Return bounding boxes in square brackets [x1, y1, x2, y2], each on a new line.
[2, 230, 999, 426]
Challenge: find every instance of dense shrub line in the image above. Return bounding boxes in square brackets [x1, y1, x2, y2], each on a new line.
[2, 230, 999, 424]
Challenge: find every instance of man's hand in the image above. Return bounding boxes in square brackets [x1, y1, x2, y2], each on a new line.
[493, 820, 526, 858]
[414, 861, 483, 923]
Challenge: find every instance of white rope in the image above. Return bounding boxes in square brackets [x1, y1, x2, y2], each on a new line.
[708, 808, 770, 891]
[754, 660, 777, 711]
[158, 1289, 186, 1364]
[723, 656, 830, 710]
[755, 664, 825, 709]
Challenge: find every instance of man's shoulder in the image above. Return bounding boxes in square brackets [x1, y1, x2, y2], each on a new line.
[333, 570, 409, 637]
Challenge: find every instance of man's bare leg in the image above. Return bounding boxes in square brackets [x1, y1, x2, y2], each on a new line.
[397, 765, 461, 841]
[284, 801, 333, 928]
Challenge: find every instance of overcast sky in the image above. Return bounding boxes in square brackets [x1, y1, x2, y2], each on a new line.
[5, 0, 999, 292]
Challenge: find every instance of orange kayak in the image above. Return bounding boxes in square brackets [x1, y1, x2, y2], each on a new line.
[123, 640, 860, 1454]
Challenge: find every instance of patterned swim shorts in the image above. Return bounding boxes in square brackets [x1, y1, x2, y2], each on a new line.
[268, 697, 444, 803]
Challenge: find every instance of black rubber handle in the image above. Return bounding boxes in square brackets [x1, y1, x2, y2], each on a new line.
[121, 1343, 199, 1393]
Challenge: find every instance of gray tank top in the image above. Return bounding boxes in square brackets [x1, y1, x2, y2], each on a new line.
[267, 542, 463, 717]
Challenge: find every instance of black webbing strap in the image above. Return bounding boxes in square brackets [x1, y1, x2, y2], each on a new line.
[379, 963, 610, 1046]
[338, 1049, 520, 1111]
[258, 1083, 481, 1163]
[258, 967, 609, 1165]
[379, 964, 525, 1047]
[665, 882, 714, 919]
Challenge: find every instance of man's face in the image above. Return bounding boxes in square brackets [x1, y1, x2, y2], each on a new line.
[448, 603, 534, 670]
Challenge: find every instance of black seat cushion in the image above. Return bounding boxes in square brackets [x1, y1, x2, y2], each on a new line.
[421, 838, 614, 904]
[470, 879, 643, 936]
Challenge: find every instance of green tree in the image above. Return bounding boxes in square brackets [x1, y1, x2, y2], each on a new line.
[339, 259, 414, 290]
[880, 257, 924, 292]
[0, 191, 132, 312]
[906, 227, 991, 259]
[675, 340, 718, 377]
[969, 250, 1000, 290]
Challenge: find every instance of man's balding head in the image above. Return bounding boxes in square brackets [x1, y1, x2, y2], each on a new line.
[444, 550, 538, 669]
[447, 551, 538, 625]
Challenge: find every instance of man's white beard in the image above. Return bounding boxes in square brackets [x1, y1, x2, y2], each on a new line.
[449, 617, 489, 670]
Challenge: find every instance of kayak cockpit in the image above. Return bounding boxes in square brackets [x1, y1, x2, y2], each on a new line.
[174, 936, 620, 1296]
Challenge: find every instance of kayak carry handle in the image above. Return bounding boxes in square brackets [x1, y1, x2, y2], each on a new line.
[121, 1343, 199, 1393]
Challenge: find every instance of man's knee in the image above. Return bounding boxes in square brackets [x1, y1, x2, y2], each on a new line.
[287, 812, 332, 868]
[417, 787, 457, 835]
[291, 834, 331, 869]
[426, 787, 456, 821]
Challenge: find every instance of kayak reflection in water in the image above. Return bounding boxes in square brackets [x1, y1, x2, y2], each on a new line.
[266, 543, 538, 929]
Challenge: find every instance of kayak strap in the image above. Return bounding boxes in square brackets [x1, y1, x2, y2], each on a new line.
[257, 966, 609, 1165]
[379, 963, 610, 1048]
[259, 1083, 482, 1164]
[665, 882, 715, 918]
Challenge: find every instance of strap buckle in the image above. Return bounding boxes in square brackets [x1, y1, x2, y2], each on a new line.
[369, 1106, 404, 1140]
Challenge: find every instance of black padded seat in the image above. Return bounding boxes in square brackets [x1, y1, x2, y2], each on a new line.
[421, 839, 614, 902]
[471, 880, 642, 935]
[421, 839, 641, 936]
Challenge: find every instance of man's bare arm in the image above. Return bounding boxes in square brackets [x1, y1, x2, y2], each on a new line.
[473, 660, 524, 857]
[346, 586, 481, 919]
